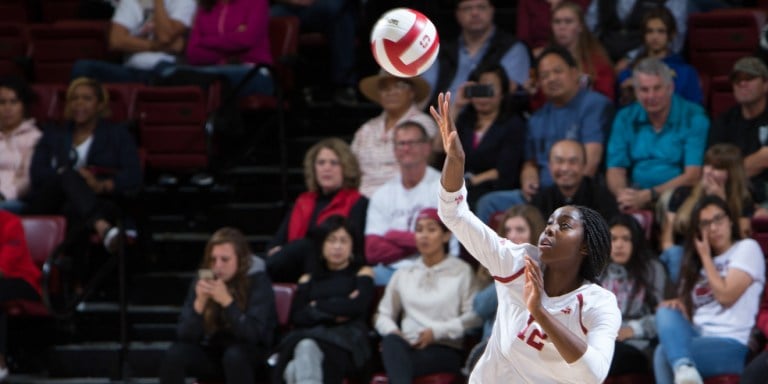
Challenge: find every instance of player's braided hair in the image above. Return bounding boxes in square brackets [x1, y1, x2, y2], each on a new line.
[574, 205, 611, 283]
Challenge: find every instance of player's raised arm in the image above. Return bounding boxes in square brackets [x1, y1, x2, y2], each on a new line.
[430, 92, 465, 193]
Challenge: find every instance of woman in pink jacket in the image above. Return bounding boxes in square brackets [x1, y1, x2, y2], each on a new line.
[174, 0, 274, 96]
[0, 77, 42, 213]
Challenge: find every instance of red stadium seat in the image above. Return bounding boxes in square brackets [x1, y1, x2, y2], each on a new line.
[708, 76, 736, 119]
[133, 86, 208, 172]
[0, 0, 28, 23]
[1, 216, 66, 318]
[29, 83, 66, 124]
[42, 0, 81, 23]
[104, 83, 144, 123]
[28, 22, 110, 83]
[704, 374, 741, 384]
[272, 282, 296, 330]
[687, 9, 766, 78]
[0, 23, 28, 79]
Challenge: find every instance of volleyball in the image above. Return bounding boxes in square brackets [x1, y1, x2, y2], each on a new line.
[370, 8, 440, 78]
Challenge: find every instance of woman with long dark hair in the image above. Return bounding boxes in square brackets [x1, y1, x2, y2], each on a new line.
[274, 215, 374, 384]
[160, 227, 277, 384]
[601, 214, 667, 376]
[653, 195, 764, 384]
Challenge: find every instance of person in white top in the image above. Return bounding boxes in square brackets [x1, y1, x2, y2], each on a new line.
[431, 92, 621, 384]
[71, 0, 197, 83]
[653, 195, 765, 384]
[365, 121, 442, 285]
[374, 207, 480, 383]
[352, 72, 438, 198]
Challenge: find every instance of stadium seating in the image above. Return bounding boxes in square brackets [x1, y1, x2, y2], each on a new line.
[0, 23, 28, 79]
[27, 21, 110, 83]
[0, 0, 28, 23]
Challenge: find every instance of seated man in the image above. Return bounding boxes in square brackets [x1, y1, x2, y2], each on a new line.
[708, 57, 768, 209]
[365, 121, 442, 286]
[421, 0, 530, 106]
[476, 46, 613, 223]
[531, 139, 619, 219]
[607, 57, 709, 213]
[71, 0, 197, 83]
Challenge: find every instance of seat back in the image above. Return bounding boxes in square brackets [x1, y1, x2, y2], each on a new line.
[272, 283, 296, 329]
[0, 0, 28, 23]
[29, 83, 66, 124]
[20, 216, 67, 268]
[42, 0, 81, 23]
[0, 23, 27, 78]
[28, 22, 110, 83]
[708, 75, 736, 119]
[269, 16, 300, 93]
[687, 9, 766, 78]
[133, 86, 208, 172]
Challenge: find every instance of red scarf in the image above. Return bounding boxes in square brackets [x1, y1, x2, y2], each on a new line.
[287, 188, 361, 241]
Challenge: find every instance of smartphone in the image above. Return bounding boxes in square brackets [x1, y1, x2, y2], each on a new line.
[464, 84, 494, 98]
[198, 269, 214, 280]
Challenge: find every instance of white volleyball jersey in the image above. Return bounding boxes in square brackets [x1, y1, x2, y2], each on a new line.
[438, 184, 621, 384]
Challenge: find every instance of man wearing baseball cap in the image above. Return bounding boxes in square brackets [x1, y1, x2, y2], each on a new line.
[708, 56, 768, 207]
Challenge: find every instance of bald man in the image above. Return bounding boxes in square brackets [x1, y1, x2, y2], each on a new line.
[531, 139, 619, 219]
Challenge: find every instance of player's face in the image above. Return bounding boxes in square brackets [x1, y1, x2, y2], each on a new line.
[415, 218, 450, 258]
[538, 206, 586, 268]
[610, 224, 633, 265]
[209, 243, 238, 283]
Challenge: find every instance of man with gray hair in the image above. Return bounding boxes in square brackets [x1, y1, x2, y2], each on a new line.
[606, 57, 709, 212]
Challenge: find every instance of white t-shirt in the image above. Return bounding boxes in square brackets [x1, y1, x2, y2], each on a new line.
[692, 238, 765, 345]
[73, 136, 93, 170]
[112, 0, 197, 70]
[438, 184, 621, 384]
[365, 167, 441, 268]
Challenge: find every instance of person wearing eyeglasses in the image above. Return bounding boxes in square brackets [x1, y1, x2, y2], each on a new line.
[352, 71, 437, 198]
[707, 57, 768, 215]
[653, 195, 764, 384]
[364, 121, 442, 286]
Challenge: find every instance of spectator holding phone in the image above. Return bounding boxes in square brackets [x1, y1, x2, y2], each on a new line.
[476, 46, 613, 223]
[25, 77, 142, 254]
[450, 64, 527, 207]
[160, 227, 277, 384]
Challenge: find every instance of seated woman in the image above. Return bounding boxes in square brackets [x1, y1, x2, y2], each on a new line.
[465, 204, 545, 373]
[274, 215, 375, 384]
[352, 72, 437, 197]
[0, 77, 42, 213]
[601, 214, 667, 376]
[25, 77, 142, 254]
[616, 7, 703, 106]
[375, 208, 480, 383]
[659, 144, 753, 284]
[450, 64, 526, 207]
[266, 138, 367, 283]
[160, 227, 277, 384]
[0, 211, 43, 380]
[175, 0, 273, 96]
[653, 195, 765, 384]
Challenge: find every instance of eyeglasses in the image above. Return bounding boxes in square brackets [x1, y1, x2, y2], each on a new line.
[698, 212, 728, 230]
[394, 139, 427, 148]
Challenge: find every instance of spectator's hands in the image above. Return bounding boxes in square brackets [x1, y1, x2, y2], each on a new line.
[412, 328, 434, 349]
[79, 168, 99, 191]
[701, 172, 726, 199]
[206, 278, 234, 307]
[694, 228, 712, 261]
[193, 278, 212, 313]
[658, 298, 689, 321]
[524, 255, 544, 316]
[616, 188, 651, 212]
[453, 81, 474, 111]
[267, 246, 282, 257]
[617, 326, 635, 341]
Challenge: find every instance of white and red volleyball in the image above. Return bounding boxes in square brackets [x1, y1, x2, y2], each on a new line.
[370, 8, 440, 78]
